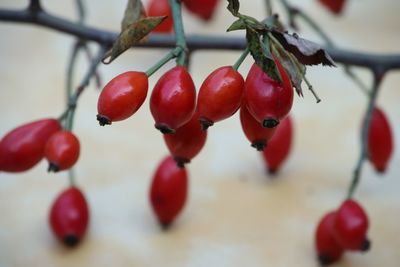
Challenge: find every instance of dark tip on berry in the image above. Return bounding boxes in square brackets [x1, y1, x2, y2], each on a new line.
[268, 168, 278, 176]
[199, 117, 214, 131]
[155, 123, 175, 134]
[251, 140, 266, 151]
[174, 157, 189, 168]
[375, 167, 386, 174]
[97, 114, 111, 126]
[63, 234, 79, 247]
[263, 117, 280, 128]
[318, 254, 334, 266]
[47, 162, 60, 173]
[361, 238, 371, 252]
[160, 221, 171, 230]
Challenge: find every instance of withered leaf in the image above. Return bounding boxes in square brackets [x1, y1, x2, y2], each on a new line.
[247, 29, 281, 82]
[272, 31, 336, 67]
[103, 16, 166, 64]
[121, 0, 147, 32]
[227, 0, 240, 16]
[275, 48, 305, 97]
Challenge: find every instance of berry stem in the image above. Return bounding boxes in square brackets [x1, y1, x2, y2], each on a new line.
[145, 46, 182, 77]
[169, 0, 188, 67]
[232, 47, 250, 71]
[347, 71, 383, 199]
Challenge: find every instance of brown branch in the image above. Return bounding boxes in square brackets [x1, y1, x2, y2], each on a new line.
[1, 7, 400, 72]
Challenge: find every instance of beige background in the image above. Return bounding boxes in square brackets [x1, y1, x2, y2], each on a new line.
[0, 0, 399, 266]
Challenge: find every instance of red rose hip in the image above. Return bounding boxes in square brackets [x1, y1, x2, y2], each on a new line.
[333, 199, 370, 251]
[0, 118, 61, 172]
[261, 115, 293, 174]
[183, 0, 219, 21]
[319, 0, 346, 14]
[97, 71, 148, 126]
[150, 66, 196, 134]
[197, 66, 244, 130]
[244, 59, 293, 128]
[315, 211, 344, 265]
[240, 105, 276, 151]
[367, 107, 393, 173]
[147, 0, 173, 33]
[150, 156, 188, 228]
[49, 186, 89, 247]
[45, 130, 80, 172]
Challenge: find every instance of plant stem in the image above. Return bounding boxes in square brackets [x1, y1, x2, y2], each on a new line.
[347, 72, 383, 199]
[232, 47, 249, 70]
[169, 0, 188, 66]
[265, 0, 273, 16]
[145, 46, 182, 77]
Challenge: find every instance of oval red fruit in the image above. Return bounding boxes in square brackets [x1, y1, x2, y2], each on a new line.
[45, 131, 80, 172]
[183, 0, 219, 21]
[315, 211, 344, 265]
[150, 156, 188, 228]
[367, 107, 393, 173]
[244, 60, 293, 128]
[147, 0, 173, 33]
[261, 115, 293, 174]
[197, 66, 244, 130]
[164, 112, 207, 167]
[240, 105, 276, 151]
[150, 66, 196, 134]
[319, 0, 346, 15]
[333, 199, 370, 251]
[0, 119, 62, 172]
[49, 186, 89, 247]
[97, 71, 148, 126]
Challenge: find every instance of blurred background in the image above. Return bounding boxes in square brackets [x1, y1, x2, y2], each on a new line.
[0, 0, 399, 266]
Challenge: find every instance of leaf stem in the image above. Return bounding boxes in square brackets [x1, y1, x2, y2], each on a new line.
[145, 46, 182, 77]
[232, 47, 250, 70]
[169, 0, 188, 66]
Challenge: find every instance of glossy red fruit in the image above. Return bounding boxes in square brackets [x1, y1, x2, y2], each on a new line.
[164, 112, 207, 167]
[367, 107, 393, 173]
[315, 211, 344, 265]
[97, 71, 148, 126]
[197, 66, 244, 130]
[244, 60, 293, 128]
[150, 66, 196, 134]
[150, 156, 188, 228]
[240, 105, 276, 151]
[49, 186, 89, 247]
[261, 115, 293, 174]
[45, 131, 80, 172]
[319, 0, 346, 15]
[183, 0, 219, 21]
[147, 0, 173, 33]
[333, 199, 370, 251]
[0, 119, 62, 172]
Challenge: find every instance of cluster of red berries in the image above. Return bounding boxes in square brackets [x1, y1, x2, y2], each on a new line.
[147, 0, 220, 34]
[315, 199, 370, 265]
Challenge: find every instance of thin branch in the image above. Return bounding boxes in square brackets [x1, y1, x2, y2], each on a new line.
[0, 7, 400, 71]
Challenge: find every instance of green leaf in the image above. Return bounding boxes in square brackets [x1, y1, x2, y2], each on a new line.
[103, 16, 166, 64]
[227, 0, 240, 16]
[121, 0, 146, 32]
[227, 19, 246, 32]
[246, 29, 281, 82]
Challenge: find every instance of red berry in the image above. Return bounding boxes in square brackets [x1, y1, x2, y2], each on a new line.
[183, 0, 219, 21]
[244, 60, 293, 128]
[197, 66, 244, 130]
[163, 112, 207, 167]
[0, 119, 61, 172]
[367, 107, 393, 173]
[315, 211, 344, 265]
[261, 115, 293, 174]
[318, 0, 346, 14]
[150, 66, 196, 134]
[45, 131, 80, 172]
[150, 156, 188, 228]
[49, 186, 89, 247]
[333, 199, 370, 251]
[147, 0, 173, 33]
[97, 71, 148, 126]
[240, 105, 276, 151]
